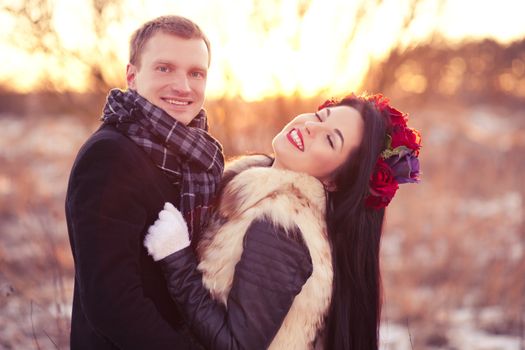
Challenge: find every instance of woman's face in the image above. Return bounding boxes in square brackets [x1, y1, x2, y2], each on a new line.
[272, 105, 364, 183]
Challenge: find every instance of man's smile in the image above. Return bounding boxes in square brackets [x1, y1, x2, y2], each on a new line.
[161, 98, 192, 106]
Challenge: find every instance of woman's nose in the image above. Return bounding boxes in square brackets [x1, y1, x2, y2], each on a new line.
[304, 120, 324, 136]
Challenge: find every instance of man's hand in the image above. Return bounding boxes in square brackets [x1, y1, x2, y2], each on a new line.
[144, 202, 190, 261]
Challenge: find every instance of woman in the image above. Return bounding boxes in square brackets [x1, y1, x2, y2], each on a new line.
[144, 93, 421, 349]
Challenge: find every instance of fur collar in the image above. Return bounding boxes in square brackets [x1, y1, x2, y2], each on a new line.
[198, 155, 333, 349]
[218, 154, 326, 223]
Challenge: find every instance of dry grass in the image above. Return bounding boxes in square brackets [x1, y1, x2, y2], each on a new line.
[0, 96, 523, 349]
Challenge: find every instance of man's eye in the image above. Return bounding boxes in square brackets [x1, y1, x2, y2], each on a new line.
[191, 71, 205, 79]
[157, 66, 169, 73]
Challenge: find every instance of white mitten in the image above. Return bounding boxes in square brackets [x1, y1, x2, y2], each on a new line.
[144, 202, 190, 261]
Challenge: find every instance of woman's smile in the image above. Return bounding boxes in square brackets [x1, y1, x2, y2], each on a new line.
[287, 128, 304, 151]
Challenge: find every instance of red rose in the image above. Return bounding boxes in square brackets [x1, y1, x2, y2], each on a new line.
[406, 127, 422, 153]
[317, 98, 339, 111]
[390, 125, 421, 152]
[366, 158, 399, 209]
[367, 94, 389, 110]
[387, 106, 408, 127]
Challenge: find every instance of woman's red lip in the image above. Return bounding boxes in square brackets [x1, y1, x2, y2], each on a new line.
[286, 128, 304, 151]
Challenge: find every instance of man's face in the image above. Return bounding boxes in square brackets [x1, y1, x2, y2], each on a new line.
[126, 32, 209, 125]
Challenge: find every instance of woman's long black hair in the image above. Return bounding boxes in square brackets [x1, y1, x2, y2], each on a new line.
[324, 96, 389, 349]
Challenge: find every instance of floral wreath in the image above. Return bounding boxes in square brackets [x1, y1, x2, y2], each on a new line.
[318, 93, 421, 210]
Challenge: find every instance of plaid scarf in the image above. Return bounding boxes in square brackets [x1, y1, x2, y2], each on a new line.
[101, 88, 224, 237]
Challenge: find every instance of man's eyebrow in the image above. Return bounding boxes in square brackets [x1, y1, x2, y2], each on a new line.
[334, 128, 344, 149]
[192, 65, 208, 72]
[152, 59, 173, 66]
[326, 108, 331, 117]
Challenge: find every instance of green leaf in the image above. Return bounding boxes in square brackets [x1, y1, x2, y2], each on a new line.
[381, 145, 411, 159]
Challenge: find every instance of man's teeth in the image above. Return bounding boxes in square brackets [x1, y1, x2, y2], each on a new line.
[291, 129, 303, 149]
[164, 98, 190, 105]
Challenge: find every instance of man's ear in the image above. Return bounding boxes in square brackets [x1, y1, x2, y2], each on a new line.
[323, 179, 337, 192]
[126, 63, 137, 89]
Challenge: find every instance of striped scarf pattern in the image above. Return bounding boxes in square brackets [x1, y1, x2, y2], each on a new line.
[101, 88, 224, 237]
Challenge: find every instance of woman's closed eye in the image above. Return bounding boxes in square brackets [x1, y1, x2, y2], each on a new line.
[327, 135, 334, 149]
[314, 113, 334, 148]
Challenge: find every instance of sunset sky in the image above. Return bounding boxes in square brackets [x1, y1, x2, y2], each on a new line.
[1, 0, 524, 100]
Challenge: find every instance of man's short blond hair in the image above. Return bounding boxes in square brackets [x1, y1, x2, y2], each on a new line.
[129, 15, 211, 67]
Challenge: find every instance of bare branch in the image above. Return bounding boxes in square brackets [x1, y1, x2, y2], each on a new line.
[2, 0, 126, 92]
[30, 300, 42, 350]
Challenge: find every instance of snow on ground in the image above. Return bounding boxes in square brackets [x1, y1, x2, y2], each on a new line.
[1, 107, 523, 349]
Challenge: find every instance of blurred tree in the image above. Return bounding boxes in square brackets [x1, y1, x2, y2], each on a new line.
[1, 0, 127, 94]
[0, 0, 458, 120]
[0, 0, 431, 97]
[363, 38, 525, 107]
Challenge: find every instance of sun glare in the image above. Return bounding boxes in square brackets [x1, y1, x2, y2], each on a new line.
[1, 0, 524, 100]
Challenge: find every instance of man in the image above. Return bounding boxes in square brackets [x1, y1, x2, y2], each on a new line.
[65, 15, 224, 349]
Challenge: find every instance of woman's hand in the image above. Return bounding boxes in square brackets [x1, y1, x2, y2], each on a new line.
[144, 202, 190, 261]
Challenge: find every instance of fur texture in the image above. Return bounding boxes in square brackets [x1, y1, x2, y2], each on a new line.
[197, 155, 333, 349]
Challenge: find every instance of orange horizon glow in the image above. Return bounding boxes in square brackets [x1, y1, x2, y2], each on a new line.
[1, 0, 524, 101]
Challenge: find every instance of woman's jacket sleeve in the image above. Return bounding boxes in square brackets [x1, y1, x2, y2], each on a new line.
[159, 219, 313, 350]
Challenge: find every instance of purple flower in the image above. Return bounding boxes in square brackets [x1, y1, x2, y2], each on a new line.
[384, 148, 420, 184]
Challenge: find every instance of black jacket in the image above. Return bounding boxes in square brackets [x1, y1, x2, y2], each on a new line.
[65, 124, 199, 349]
[159, 219, 313, 350]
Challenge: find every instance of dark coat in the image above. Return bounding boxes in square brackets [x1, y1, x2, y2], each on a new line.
[159, 220, 313, 350]
[65, 124, 199, 349]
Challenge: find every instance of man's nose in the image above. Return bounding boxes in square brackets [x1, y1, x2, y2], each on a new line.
[169, 73, 191, 94]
